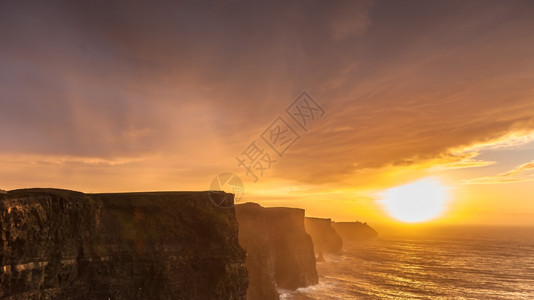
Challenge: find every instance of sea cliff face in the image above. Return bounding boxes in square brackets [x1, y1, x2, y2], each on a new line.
[0, 189, 248, 299]
[235, 203, 318, 300]
[304, 217, 343, 254]
[332, 221, 378, 245]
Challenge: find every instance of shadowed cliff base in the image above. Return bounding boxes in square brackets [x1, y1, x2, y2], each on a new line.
[0, 189, 248, 299]
[235, 203, 318, 300]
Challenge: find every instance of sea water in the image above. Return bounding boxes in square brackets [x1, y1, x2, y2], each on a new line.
[281, 226, 534, 299]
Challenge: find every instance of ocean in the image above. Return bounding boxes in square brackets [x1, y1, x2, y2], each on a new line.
[280, 226, 534, 299]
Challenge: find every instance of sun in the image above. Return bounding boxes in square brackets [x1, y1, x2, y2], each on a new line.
[380, 177, 449, 223]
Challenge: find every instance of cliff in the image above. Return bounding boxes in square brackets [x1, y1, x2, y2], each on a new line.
[235, 203, 318, 300]
[304, 217, 342, 254]
[332, 221, 378, 245]
[0, 189, 248, 299]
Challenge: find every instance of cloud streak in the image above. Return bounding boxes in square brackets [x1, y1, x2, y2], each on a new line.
[466, 159, 534, 185]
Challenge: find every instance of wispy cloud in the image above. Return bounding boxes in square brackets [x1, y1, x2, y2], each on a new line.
[466, 131, 534, 152]
[327, 0, 374, 40]
[465, 160, 534, 185]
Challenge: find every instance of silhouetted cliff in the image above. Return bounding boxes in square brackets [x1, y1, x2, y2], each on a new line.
[305, 217, 342, 254]
[332, 221, 378, 245]
[0, 189, 248, 299]
[235, 203, 318, 300]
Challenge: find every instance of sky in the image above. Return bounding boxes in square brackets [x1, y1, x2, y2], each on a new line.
[1, 0, 534, 225]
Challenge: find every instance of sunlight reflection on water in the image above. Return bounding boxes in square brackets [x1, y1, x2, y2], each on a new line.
[285, 226, 534, 299]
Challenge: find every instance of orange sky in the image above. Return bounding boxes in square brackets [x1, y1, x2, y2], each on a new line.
[1, 1, 534, 225]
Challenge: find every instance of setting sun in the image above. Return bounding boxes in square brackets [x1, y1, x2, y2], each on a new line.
[2, 1, 534, 299]
[380, 177, 449, 223]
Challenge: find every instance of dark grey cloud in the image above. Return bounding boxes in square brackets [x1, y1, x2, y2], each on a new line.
[1, 0, 534, 187]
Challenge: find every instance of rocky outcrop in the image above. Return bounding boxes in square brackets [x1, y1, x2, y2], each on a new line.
[0, 189, 248, 299]
[332, 221, 378, 245]
[304, 217, 342, 254]
[235, 203, 318, 300]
